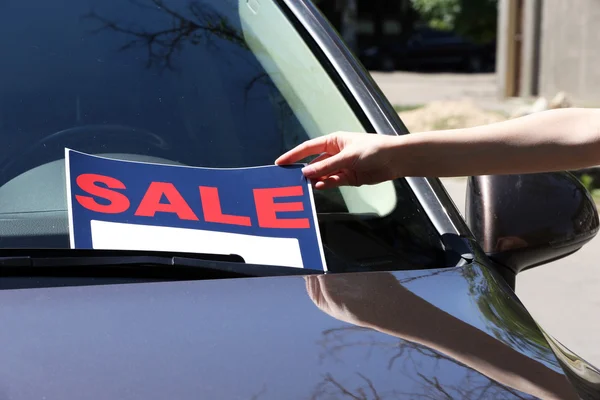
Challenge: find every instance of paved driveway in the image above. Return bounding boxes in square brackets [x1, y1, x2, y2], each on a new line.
[370, 71, 527, 115]
[371, 71, 497, 103]
[441, 178, 600, 368]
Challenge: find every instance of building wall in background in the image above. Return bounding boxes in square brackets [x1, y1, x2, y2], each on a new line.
[497, 0, 600, 103]
[538, 0, 600, 104]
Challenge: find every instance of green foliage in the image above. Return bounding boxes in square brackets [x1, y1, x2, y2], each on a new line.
[580, 173, 594, 191]
[410, 0, 459, 31]
[461, 266, 558, 368]
[577, 173, 600, 203]
[410, 0, 498, 43]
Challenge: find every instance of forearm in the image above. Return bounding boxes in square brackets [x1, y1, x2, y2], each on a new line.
[395, 108, 600, 177]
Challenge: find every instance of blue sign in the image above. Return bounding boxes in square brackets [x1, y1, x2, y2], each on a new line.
[65, 149, 327, 271]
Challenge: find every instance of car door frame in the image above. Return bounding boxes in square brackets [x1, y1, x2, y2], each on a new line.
[276, 0, 474, 245]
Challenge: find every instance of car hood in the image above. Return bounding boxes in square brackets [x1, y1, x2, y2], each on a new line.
[0, 262, 591, 400]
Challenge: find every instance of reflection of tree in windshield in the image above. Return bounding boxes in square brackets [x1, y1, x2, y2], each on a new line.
[83, 0, 248, 71]
[82, 0, 298, 158]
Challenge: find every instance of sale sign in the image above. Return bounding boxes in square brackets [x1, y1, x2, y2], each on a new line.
[65, 149, 327, 271]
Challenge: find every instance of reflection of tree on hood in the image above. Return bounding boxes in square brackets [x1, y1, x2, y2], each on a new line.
[313, 330, 534, 400]
[83, 0, 248, 71]
[306, 270, 578, 400]
[461, 265, 560, 368]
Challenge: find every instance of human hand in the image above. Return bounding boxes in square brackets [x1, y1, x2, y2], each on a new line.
[275, 131, 401, 190]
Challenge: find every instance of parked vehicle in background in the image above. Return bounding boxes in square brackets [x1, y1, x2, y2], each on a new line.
[360, 24, 497, 72]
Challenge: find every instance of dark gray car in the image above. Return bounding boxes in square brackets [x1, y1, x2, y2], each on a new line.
[0, 0, 598, 399]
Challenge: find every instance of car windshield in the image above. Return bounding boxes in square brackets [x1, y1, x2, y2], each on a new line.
[0, 0, 446, 271]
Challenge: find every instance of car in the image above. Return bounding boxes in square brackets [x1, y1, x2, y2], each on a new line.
[0, 0, 599, 399]
[360, 24, 497, 73]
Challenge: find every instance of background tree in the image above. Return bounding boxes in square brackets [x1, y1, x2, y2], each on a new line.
[410, 0, 498, 43]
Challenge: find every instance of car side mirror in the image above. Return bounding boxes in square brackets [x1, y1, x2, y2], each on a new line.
[466, 172, 599, 274]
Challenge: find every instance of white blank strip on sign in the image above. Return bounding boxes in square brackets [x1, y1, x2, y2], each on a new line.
[90, 220, 304, 269]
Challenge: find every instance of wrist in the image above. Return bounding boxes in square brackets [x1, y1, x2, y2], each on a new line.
[385, 133, 423, 178]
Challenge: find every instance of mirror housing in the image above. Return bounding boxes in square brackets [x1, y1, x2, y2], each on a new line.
[466, 172, 599, 274]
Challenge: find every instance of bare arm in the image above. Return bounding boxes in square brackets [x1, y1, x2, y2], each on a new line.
[276, 108, 600, 188]
[397, 107, 600, 177]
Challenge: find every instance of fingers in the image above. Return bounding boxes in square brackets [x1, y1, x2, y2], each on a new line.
[302, 153, 347, 179]
[275, 136, 328, 165]
[314, 172, 351, 190]
[275, 133, 343, 165]
[276, 133, 357, 190]
[308, 152, 332, 165]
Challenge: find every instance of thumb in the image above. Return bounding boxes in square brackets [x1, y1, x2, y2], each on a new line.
[302, 153, 347, 178]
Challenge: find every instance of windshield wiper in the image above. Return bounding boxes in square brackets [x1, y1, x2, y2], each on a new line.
[0, 249, 322, 279]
